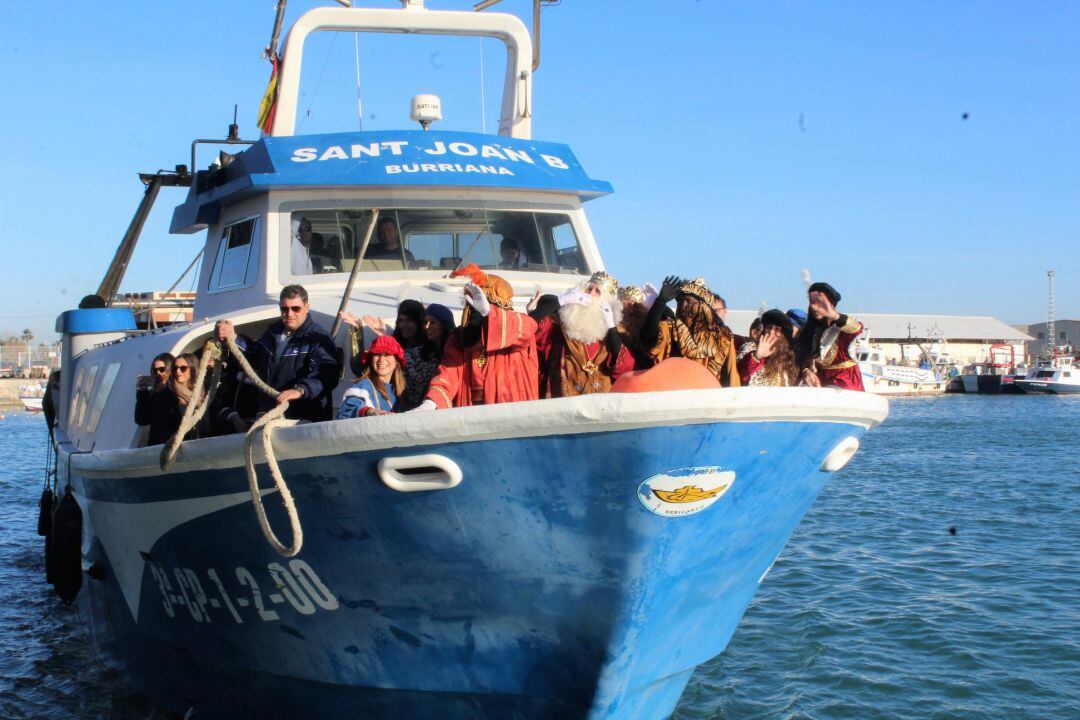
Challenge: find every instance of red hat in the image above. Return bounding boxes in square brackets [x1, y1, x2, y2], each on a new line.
[363, 335, 406, 368]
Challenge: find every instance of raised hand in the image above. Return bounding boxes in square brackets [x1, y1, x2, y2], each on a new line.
[464, 282, 492, 317]
[558, 287, 591, 307]
[338, 310, 361, 329]
[215, 319, 236, 342]
[361, 315, 389, 335]
[808, 293, 840, 322]
[755, 328, 778, 360]
[658, 275, 682, 303]
[598, 300, 616, 330]
[642, 282, 659, 309]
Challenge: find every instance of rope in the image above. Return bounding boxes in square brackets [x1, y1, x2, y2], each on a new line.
[159, 333, 304, 557]
[222, 335, 303, 557]
[243, 403, 302, 557]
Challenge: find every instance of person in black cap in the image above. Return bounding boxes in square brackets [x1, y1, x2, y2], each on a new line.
[794, 282, 865, 390]
[738, 309, 797, 386]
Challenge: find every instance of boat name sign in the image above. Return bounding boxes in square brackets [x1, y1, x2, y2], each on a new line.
[247, 130, 613, 196]
[637, 467, 736, 518]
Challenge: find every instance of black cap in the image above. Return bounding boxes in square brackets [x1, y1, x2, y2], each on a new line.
[808, 282, 841, 305]
[761, 309, 794, 343]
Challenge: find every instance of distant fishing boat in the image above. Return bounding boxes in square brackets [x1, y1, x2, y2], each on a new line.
[1015, 354, 1079, 394]
[19, 382, 46, 412]
[43, 2, 888, 718]
[855, 348, 947, 396]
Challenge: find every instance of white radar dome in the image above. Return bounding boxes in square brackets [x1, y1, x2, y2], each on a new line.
[411, 94, 442, 130]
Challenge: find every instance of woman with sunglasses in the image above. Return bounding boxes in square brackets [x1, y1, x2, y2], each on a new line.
[148, 353, 207, 445]
[134, 352, 174, 430]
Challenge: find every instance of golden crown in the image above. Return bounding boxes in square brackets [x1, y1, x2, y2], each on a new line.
[617, 285, 646, 304]
[679, 276, 716, 304]
[588, 271, 619, 296]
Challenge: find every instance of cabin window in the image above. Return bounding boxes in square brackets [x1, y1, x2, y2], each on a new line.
[85, 362, 122, 433]
[74, 364, 100, 429]
[208, 217, 260, 291]
[288, 208, 588, 276]
[67, 367, 86, 425]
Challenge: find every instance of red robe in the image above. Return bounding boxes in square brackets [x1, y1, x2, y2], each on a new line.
[738, 352, 766, 386]
[426, 308, 539, 409]
[535, 316, 636, 397]
[812, 315, 865, 391]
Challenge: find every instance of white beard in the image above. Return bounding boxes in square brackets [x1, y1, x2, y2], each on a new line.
[558, 291, 621, 344]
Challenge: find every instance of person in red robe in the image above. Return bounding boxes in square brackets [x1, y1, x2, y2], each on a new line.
[417, 264, 539, 409]
[794, 282, 865, 391]
[531, 271, 636, 397]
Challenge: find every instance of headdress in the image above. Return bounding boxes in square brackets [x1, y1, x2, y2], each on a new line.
[617, 285, 646, 304]
[678, 277, 717, 305]
[786, 308, 808, 329]
[760, 309, 794, 344]
[424, 303, 456, 332]
[364, 335, 406, 368]
[807, 282, 841, 306]
[588, 271, 619, 297]
[450, 263, 514, 309]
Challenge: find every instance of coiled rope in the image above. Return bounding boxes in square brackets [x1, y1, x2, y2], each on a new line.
[159, 335, 303, 558]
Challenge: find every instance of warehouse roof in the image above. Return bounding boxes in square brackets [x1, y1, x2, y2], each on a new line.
[725, 311, 1033, 342]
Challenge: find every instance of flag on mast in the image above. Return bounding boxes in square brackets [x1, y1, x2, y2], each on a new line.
[257, 54, 280, 134]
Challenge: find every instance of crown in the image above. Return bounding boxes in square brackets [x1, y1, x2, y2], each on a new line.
[588, 271, 619, 296]
[617, 285, 646, 304]
[679, 276, 715, 304]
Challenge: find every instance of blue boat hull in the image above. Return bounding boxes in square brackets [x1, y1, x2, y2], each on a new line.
[68, 415, 870, 718]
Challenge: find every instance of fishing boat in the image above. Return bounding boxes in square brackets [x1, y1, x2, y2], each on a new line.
[855, 348, 947, 396]
[19, 382, 46, 412]
[45, 3, 888, 718]
[1015, 353, 1079, 394]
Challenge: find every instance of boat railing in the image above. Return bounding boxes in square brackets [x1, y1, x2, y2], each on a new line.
[273, 2, 533, 138]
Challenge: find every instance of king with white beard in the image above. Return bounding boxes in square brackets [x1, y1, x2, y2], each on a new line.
[532, 271, 636, 397]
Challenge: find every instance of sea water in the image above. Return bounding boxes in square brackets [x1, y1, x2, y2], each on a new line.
[0, 396, 1076, 719]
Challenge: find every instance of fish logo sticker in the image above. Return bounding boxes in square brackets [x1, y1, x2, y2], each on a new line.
[637, 467, 736, 518]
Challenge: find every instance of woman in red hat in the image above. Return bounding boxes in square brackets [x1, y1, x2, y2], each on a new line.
[336, 336, 406, 418]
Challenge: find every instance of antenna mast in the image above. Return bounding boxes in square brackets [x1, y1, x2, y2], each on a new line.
[1046, 270, 1056, 359]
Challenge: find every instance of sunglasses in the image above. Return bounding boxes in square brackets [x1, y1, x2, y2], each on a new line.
[280, 305, 304, 314]
[152, 366, 168, 374]
[298, 226, 312, 233]
[173, 365, 190, 374]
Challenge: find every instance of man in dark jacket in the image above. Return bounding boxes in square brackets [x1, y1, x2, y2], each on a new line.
[216, 285, 341, 422]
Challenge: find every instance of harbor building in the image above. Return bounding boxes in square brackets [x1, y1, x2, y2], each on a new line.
[728, 311, 1033, 366]
[1015, 319, 1079, 360]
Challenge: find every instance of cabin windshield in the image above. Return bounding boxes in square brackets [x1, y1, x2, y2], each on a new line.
[288, 207, 587, 276]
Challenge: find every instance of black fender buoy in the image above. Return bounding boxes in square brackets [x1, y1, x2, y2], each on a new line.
[37, 487, 54, 536]
[51, 487, 83, 604]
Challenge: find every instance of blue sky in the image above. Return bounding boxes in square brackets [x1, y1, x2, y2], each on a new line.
[2, 0, 1077, 341]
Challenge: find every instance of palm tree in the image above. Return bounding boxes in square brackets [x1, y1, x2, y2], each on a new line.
[21, 329, 33, 344]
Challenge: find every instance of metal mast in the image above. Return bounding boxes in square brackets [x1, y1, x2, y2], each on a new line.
[1046, 270, 1056, 359]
